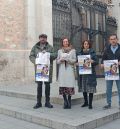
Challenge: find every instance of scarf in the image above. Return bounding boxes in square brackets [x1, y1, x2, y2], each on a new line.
[62, 46, 72, 68]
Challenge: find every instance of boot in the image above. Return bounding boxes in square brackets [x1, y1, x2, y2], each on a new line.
[89, 93, 93, 109]
[33, 103, 42, 109]
[45, 102, 53, 108]
[35, 95, 42, 109]
[68, 95, 71, 109]
[63, 94, 68, 109]
[81, 92, 88, 107]
[45, 94, 53, 108]
[33, 82, 42, 109]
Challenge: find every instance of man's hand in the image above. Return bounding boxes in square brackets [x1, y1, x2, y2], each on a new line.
[100, 64, 104, 69]
[42, 50, 46, 53]
[118, 61, 120, 65]
[89, 59, 94, 63]
[75, 62, 79, 66]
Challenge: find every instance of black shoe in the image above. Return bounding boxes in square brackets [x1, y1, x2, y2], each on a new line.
[88, 105, 93, 109]
[63, 105, 68, 109]
[67, 104, 71, 109]
[103, 104, 111, 110]
[63, 102, 68, 109]
[81, 103, 88, 107]
[33, 103, 42, 109]
[45, 103, 53, 108]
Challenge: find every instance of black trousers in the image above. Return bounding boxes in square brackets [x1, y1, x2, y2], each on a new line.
[37, 81, 50, 104]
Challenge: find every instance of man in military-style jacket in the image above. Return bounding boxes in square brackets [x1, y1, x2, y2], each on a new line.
[29, 34, 56, 109]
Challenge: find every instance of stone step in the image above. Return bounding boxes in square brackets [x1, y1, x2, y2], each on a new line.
[0, 90, 117, 105]
[0, 78, 118, 105]
[0, 114, 51, 129]
[95, 118, 120, 129]
[0, 95, 120, 129]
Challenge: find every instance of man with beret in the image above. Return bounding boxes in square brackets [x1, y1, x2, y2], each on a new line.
[29, 34, 57, 109]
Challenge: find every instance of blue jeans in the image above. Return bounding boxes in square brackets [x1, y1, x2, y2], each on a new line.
[106, 80, 120, 106]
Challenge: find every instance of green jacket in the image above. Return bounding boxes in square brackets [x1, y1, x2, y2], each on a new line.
[29, 42, 57, 83]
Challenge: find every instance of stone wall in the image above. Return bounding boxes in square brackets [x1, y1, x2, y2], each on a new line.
[0, 0, 25, 49]
[0, 0, 54, 83]
[0, 0, 26, 82]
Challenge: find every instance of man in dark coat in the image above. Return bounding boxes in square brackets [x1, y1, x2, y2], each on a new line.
[29, 34, 57, 109]
[101, 34, 120, 109]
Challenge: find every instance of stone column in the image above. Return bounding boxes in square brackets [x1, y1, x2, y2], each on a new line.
[112, 0, 120, 40]
[26, 0, 53, 46]
[35, 0, 53, 45]
[26, 0, 56, 82]
[25, 0, 37, 81]
[35, 0, 56, 82]
[25, 0, 37, 48]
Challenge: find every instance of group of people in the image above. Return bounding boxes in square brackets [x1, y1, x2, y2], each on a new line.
[29, 33, 120, 110]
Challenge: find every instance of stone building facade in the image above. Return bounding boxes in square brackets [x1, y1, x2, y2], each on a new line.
[0, 0, 26, 82]
[107, 0, 120, 40]
[0, 0, 118, 83]
[0, 0, 53, 83]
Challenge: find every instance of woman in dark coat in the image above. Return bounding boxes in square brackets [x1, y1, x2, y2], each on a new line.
[77, 40, 98, 109]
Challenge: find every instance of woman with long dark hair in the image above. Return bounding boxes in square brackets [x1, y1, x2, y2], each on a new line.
[77, 40, 98, 109]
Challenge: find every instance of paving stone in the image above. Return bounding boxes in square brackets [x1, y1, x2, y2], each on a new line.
[0, 95, 120, 129]
[0, 114, 50, 129]
[96, 118, 120, 129]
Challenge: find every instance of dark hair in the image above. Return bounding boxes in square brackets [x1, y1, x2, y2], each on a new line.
[81, 40, 92, 49]
[39, 34, 47, 39]
[110, 63, 117, 73]
[110, 63, 117, 68]
[61, 37, 71, 47]
[109, 34, 118, 39]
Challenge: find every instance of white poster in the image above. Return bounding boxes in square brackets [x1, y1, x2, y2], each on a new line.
[78, 55, 92, 74]
[35, 52, 50, 81]
[35, 52, 50, 65]
[36, 64, 49, 82]
[104, 60, 119, 80]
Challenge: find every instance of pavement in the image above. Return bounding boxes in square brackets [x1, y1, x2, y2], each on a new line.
[96, 119, 120, 129]
[0, 114, 50, 129]
[0, 78, 120, 129]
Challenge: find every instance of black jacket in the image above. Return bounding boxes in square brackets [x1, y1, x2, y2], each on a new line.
[101, 43, 120, 75]
[77, 48, 99, 92]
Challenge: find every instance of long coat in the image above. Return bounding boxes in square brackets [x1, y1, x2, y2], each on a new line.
[57, 49, 76, 88]
[77, 48, 99, 92]
[29, 42, 57, 83]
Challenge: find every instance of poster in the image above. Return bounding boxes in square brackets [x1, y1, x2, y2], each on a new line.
[104, 60, 119, 80]
[35, 52, 50, 81]
[78, 55, 92, 74]
[36, 64, 49, 82]
[35, 52, 50, 65]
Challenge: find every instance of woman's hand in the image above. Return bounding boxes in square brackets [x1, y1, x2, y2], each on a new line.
[100, 64, 104, 69]
[75, 62, 79, 66]
[89, 59, 94, 63]
[60, 59, 65, 62]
